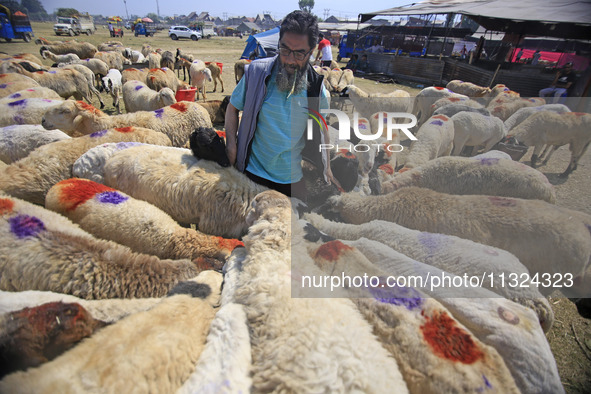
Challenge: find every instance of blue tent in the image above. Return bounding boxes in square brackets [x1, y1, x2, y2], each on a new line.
[240, 27, 280, 60]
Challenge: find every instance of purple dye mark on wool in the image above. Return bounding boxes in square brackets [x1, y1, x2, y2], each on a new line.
[476, 375, 493, 392]
[115, 141, 142, 150]
[49, 70, 57, 74]
[89, 129, 108, 138]
[9, 214, 46, 238]
[479, 158, 499, 166]
[8, 93, 21, 99]
[430, 120, 443, 126]
[96, 191, 128, 205]
[13, 114, 24, 124]
[418, 232, 446, 255]
[370, 282, 424, 310]
[0, 84, 7, 89]
[154, 108, 164, 118]
[8, 99, 26, 107]
[134, 85, 143, 91]
[43, 99, 53, 103]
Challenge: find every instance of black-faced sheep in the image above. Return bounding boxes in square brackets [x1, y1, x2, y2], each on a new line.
[41, 100, 212, 147]
[189, 126, 230, 167]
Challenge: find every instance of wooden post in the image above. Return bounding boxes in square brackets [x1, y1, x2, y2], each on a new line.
[488, 64, 501, 88]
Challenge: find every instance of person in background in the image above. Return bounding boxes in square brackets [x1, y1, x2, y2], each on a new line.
[460, 45, 467, 59]
[315, 32, 333, 67]
[531, 50, 541, 65]
[515, 48, 524, 63]
[356, 54, 370, 74]
[539, 62, 577, 103]
[343, 53, 359, 71]
[108, 22, 114, 37]
[225, 10, 340, 202]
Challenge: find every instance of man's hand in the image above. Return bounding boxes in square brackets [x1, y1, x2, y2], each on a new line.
[226, 142, 237, 167]
[325, 165, 344, 192]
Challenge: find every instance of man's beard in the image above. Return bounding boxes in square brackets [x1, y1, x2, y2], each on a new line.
[276, 61, 308, 94]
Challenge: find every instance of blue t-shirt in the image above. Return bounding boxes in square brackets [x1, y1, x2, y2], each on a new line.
[231, 65, 329, 184]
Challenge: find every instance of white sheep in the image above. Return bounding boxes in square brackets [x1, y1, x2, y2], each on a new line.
[147, 51, 162, 69]
[381, 156, 556, 203]
[402, 114, 454, 170]
[0, 98, 64, 127]
[1, 86, 62, 101]
[101, 68, 123, 114]
[510, 111, 591, 176]
[429, 96, 484, 119]
[101, 144, 268, 238]
[41, 100, 212, 147]
[446, 79, 491, 97]
[233, 190, 410, 392]
[432, 103, 491, 118]
[303, 213, 554, 330]
[189, 60, 213, 101]
[411, 86, 464, 126]
[40, 49, 80, 65]
[0, 194, 221, 299]
[0, 80, 42, 98]
[327, 187, 591, 297]
[122, 47, 146, 63]
[345, 84, 412, 120]
[450, 111, 506, 156]
[46, 177, 244, 267]
[122, 80, 176, 113]
[72, 141, 146, 183]
[0, 273, 220, 393]
[0, 124, 70, 163]
[503, 104, 571, 132]
[487, 96, 544, 121]
[0, 126, 171, 204]
[121, 67, 149, 85]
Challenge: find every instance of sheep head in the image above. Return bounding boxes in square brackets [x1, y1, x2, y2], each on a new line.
[158, 88, 177, 107]
[189, 126, 230, 168]
[245, 190, 291, 227]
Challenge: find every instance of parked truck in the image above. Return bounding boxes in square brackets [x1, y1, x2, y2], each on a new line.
[0, 4, 34, 42]
[53, 13, 95, 36]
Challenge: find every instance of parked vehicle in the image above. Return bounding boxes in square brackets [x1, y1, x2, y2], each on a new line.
[168, 25, 201, 41]
[0, 4, 33, 42]
[107, 16, 124, 38]
[200, 22, 216, 39]
[134, 22, 156, 37]
[53, 13, 95, 36]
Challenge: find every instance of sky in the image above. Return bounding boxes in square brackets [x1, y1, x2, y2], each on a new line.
[39, 0, 413, 21]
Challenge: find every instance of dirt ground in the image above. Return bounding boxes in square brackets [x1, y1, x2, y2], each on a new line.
[2, 22, 590, 392]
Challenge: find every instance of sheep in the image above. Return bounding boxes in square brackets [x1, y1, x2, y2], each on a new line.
[147, 51, 162, 69]
[40, 49, 80, 65]
[309, 240, 525, 394]
[1, 52, 45, 66]
[487, 96, 543, 121]
[206, 61, 224, 93]
[234, 59, 250, 84]
[57, 63, 105, 109]
[432, 103, 491, 118]
[122, 47, 145, 63]
[146, 67, 182, 93]
[0, 124, 70, 163]
[0, 126, 171, 204]
[189, 126, 230, 168]
[411, 86, 463, 125]
[2, 86, 62, 101]
[78, 58, 110, 88]
[0, 81, 41, 99]
[34, 37, 65, 45]
[121, 67, 149, 85]
[38, 42, 98, 59]
[0, 273, 219, 393]
[71, 141, 146, 183]
[341, 238, 563, 393]
[122, 80, 176, 113]
[325, 68, 354, 93]
[402, 114, 454, 170]
[326, 187, 591, 297]
[177, 249, 252, 394]
[93, 50, 126, 70]
[345, 84, 412, 120]
[446, 79, 491, 97]
[0, 72, 40, 85]
[197, 96, 229, 124]
[233, 190, 410, 392]
[101, 68, 123, 113]
[503, 104, 571, 132]
[101, 144, 268, 237]
[141, 43, 153, 58]
[0, 194, 219, 299]
[0, 289, 161, 324]
[41, 100, 212, 147]
[511, 111, 591, 176]
[0, 301, 105, 378]
[381, 156, 556, 203]
[4, 61, 94, 104]
[450, 111, 506, 156]
[190, 60, 213, 101]
[429, 96, 483, 119]
[303, 213, 554, 330]
[0, 98, 64, 127]
[97, 41, 125, 53]
[174, 56, 193, 82]
[160, 50, 175, 70]
[45, 178, 244, 267]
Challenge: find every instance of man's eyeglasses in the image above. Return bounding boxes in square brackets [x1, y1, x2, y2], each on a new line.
[279, 45, 311, 61]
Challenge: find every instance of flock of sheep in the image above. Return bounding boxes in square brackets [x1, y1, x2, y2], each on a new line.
[0, 36, 590, 392]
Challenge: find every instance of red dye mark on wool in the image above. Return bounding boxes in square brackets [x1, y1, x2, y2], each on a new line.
[216, 236, 244, 250]
[489, 196, 517, 207]
[77, 101, 102, 115]
[434, 86, 444, 90]
[56, 178, 117, 212]
[448, 97, 461, 102]
[216, 130, 226, 138]
[114, 127, 134, 133]
[421, 310, 484, 364]
[171, 102, 188, 112]
[0, 198, 15, 215]
[314, 240, 354, 262]
[339, 149, 356, 159]
[379, 163, 394, 175]
[432, 115, 448, 121]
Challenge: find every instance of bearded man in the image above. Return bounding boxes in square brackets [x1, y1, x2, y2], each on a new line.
[225, 10, 339, 202]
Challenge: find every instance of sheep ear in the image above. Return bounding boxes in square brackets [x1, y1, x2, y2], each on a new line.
[73, 112, 93, 134]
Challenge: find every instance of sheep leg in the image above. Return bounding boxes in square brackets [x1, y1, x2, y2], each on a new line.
[541, 145, 558, 165]
[212, 79, 217, 93]
[452, 137, 467, 156]
[530, 144, 545, 168]
[88, 79, 105, 109]
[220, 77, 224, 93]
[561, 141, 591, 177]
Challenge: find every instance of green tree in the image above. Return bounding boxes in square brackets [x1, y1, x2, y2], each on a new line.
[298, 0, 314, 13]
[145, 12, 159, 22]
[20, 0, 45, 13]
[56, 7, 79, 17]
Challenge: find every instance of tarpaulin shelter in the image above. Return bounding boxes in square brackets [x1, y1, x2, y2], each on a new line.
[360, 0, 591, 40]
[240, 26, 280, 59]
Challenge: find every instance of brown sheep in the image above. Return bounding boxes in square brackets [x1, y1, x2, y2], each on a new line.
[146, 67, 182, 93]
[121, 67, 149, 85]
[160, 50, 175, 70]
[206, 62, 224, 93]
[234, 59, 250, 84]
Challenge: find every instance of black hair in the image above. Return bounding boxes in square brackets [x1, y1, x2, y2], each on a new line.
[280, 10, 319, 50]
